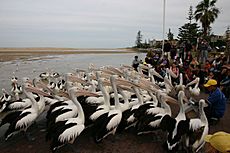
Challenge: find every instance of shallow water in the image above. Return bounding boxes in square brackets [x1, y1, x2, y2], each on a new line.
[0, 52, 145, 90]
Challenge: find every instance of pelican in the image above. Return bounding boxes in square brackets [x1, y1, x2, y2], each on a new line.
[0, 89, 12, 112]
[185, 99, 209, 152]
[0, 89, 12, 103]
[11, 76, 23, 100]
[46, 86, 85, 152]
[165, 90, 187, 152]
[186, 77, 200, 99]
[175, 73, 185, 92]
[135, 91, 175, 135]
[116, 79, 145, 132]
[93, 75, 122, 143]
[3, 78, 50, 141]
[89, 78, 110, 121]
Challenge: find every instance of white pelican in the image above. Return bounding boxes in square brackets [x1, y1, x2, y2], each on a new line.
[136, 91, 176, 135]
[186, 77, 200, 98]
[116, 79, 144, 132]
[89, 78, 110, 121]
[11, 76, 22, 100]
[175, 73, 185, 92]
[185, 99, 209, 152]
[4, 78, 50, 141]
[165, 90, 187, 152]
[46, 86, 85, 152]
[93, 75, 122, 143]
[0, 89, 12, 103]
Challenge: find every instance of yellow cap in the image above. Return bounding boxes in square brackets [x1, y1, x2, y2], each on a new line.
[204, 131, 230, 153]
[204, 79, 217, 87]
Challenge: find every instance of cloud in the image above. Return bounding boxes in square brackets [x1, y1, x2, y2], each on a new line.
[0, 0, 229, 48]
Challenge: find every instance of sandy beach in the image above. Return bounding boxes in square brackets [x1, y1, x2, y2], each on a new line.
[0, 48, 137, 62]
[0, 49, 229, 153]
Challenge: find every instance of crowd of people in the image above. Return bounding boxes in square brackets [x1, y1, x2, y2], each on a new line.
[132, 39, 230, 125]
[138, 40, 230, 102]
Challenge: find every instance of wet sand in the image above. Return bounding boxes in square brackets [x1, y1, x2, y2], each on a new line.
[0, 48, 137, 62]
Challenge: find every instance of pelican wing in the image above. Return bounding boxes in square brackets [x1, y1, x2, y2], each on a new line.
[59, 123, 84, 143]
[15, 111, 37, 129]
[106, 110, 122, 130]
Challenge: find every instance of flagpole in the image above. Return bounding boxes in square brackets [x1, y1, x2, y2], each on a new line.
[161, 0, 166, 58]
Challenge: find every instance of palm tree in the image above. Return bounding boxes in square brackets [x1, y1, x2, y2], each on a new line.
[194, 0, 220, 36]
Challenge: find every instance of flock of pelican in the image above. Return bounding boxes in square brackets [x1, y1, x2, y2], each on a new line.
[0, 63, 208, 153]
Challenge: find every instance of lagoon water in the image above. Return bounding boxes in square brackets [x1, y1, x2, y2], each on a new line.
[0, 52, 145, 90]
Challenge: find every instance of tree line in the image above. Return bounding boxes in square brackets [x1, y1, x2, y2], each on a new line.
[134, 0, 227, 49]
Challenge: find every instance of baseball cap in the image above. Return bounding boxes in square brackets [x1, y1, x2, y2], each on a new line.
[204, 79, 217, 87]
[204, 131, 230, 153]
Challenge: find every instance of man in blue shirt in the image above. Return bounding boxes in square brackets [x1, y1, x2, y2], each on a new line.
[204, 79, 227, 125]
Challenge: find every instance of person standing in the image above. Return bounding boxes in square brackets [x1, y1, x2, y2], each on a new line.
[132, 55, 140, 71]
[204, 79, 227, 125]
[179, 41, 185, 61]
[200, 39, 209, 64]
[164, 40, 171, 59]
[185, 40, 192, 59]
[197, 38, 202, 62]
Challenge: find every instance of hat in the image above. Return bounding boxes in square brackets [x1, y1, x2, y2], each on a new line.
[204, 79, 217, 87]
[204, 131, 230, 153]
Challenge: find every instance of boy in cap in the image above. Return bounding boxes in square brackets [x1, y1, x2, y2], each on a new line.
[204, 79, 227, 125]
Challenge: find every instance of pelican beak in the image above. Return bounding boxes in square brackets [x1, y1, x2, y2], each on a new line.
[203, 101, 209, 107]
[164, 77, 173, 88]
[2, 88, 9, 95]
[25, 86, 51, 97]
[167, 69, 177, 79]
[140, 79, 161, 90]
[117, 85, 134, 93]
[90, 68, 101, 71]
[36, 81, 54, 94]
[165, 95, 178, 105]
[121, 65, 133, 69]
[102, 80, 111, 86]
[186, 78, 198, 87]
[139, 64, 149, 70]
[58, 91, 70, 99]
[116, 78, 139, 87]
[101, 69, 115, 75]
[76, 69, 86, 73]
[107, 67, 123, 76]
[69, 76, 91, 85]
[75, 90, 100, 97]
[151, 69, 164, 80]
[101, 72, 111, 79]
[25, 79, 33, 85]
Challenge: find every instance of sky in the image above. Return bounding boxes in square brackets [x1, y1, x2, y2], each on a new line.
[0, 0, 229, 48]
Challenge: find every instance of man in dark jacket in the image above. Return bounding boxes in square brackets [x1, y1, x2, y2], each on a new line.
[132, 56, 140, 71]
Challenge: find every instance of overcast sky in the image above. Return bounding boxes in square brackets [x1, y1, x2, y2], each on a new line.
[0, 0, 229, 48]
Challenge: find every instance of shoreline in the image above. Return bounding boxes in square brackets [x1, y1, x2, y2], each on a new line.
[0, 48, 138, 62]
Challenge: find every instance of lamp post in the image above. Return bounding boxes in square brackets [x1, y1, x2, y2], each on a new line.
[161, 0, 166, 59]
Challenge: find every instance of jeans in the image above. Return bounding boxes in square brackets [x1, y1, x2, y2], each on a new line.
[201, 50, 208, 63]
